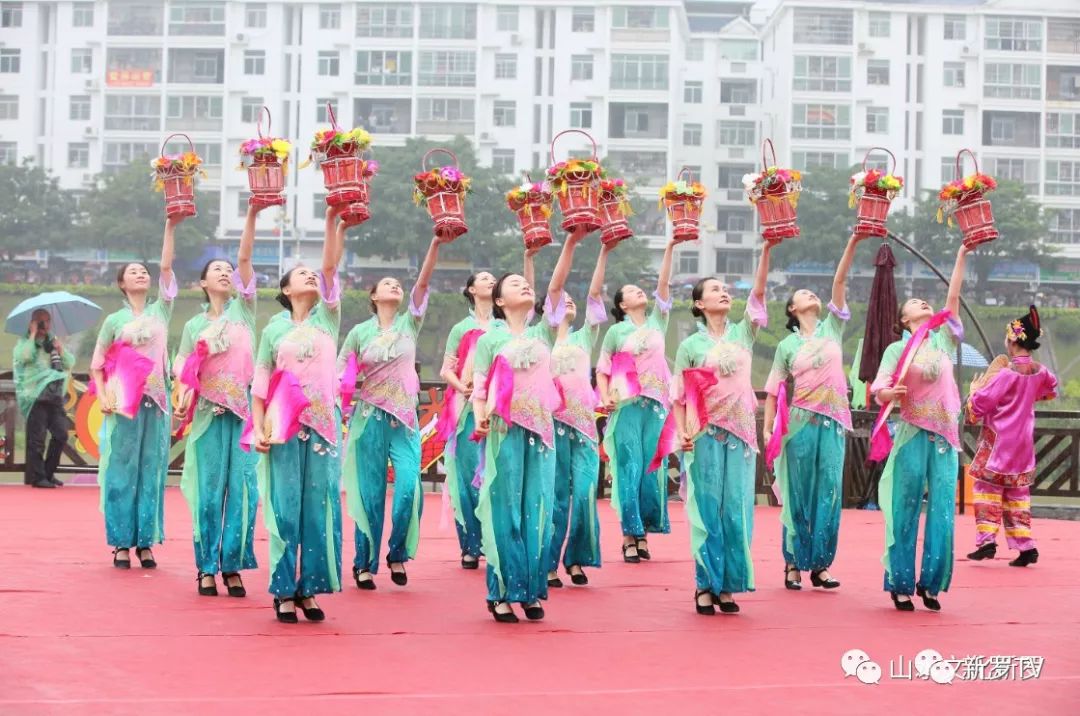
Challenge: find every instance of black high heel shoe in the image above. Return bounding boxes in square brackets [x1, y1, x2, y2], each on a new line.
[810, 570, 840, 589]
[387, 558, 408, 586]
[491, 601, 519, 623]
[136, 548, 156, 569]
[967, 543, 997, 561]
[568, 566, 588, 586]
[915, 585, 941, 611]
[636, 539, 651, 561]
[112, 547, 131, 569]
[197, 572, 218, 597]
[523, 602, 545, 621]
[353, 566, 376, 590]
[222, 572, 246, 598]
[891, 592, 915, 612]
[622, 542, 640, 563]
[273, 597, 298, 624]
[1009, 548, 1039, 567]
[784, 565, 802, 590]
[296, 594, 325, 622]
[695, 590, 715, 616]
[461, 553, 480, 570]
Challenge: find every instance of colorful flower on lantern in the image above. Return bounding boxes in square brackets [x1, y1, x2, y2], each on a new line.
[743, 165, 803, 204]
[936, 171, 997, 224]
[413, 166, 472, 205]
[849, 169, 904, 206]
[546, 158, 603, 192]
[151, 149, 206, 191]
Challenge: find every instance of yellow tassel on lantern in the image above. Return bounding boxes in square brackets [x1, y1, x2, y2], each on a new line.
[298, 155, 313, 170]
[848, 193, 857, 209]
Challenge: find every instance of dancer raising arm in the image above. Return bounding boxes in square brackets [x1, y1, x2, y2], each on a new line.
[764, 232, 869, 592]
[672, 241, 771, 615]
[870, 244, 969, 612]
[251, 205, 347, 623]
[92, 215, 179, 570]
[339, 231, 446, 590]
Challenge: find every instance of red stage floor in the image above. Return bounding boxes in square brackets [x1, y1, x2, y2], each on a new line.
[1, 485, 1077, 714]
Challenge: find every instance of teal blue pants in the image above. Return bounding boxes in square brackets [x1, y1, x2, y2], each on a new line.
[100, 400, 169, 549]
[480, 426, 556, 604]
[880, 427, 958, 596]
[262, 428, 343, 598]
[545, 422, 601, 572]
[779, 417, 845, 571]
[610, 398, 670, 537]
[451, 411, 483, 558]
[686, 429, 756, 594]
[351, 407, 422, 573]
[189, 412, 258, 575]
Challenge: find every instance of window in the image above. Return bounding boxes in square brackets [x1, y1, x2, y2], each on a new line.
[0, 94, 16, 120]
[717, 209, 752, 232]
[319, 4, 340, 29]
[241, 97, 264, 123]
[492, 148, 515, 174]
[168, 3, 225, 35]
[318, 51, 340, 77]
[312, 192, 328, 217]
[69, 95, 90, 121]
[868, 11, 890, 38]
[940, 156, 956, 185]
[944, 62, 965, 88]
[244, 50, 266, 75]
[717, 120, 755, 146]
[611, 7, 668, 30]
[316, 98, 338, 123]
[419, 5, 477, 39]
[417, 97, 475, 122]
[104, 94, 161, 130]
[686, 40, 704, 62]
[571, 7, 594, 32]
[73, 3, 94, 27]
[496, 6, 518, 32]
[793, 56, 852, 92]
[1049, 209, 1080, 244]
[943, 15, 965, 40]
[717, 164, 754, 190]
[942, 109, 964, 135]
[985, 16, 1042, 52]
[571, 55, 593, 81]
[793, 8, 853, 45]
[793, 151, 848, 169]
[0, 142, 17, 164]
[1048, 113, 1080, 149]
[355, 50, 412, 86]
[684, 81, 703, 104]
[866, 107, 888, 133]
[610, 54, 668, 90]
[245, 3, 267, 28]
[866, 60, 889, 86]
[984, 63, 1040, 99]
[356, 5, 413, 38]
[70, 48, 93, 74]
[720, 80, 756, 104]
[986, 157, 1039, 193]
[68, 142, 89, 168]
[494, 54, 516, 80]
[792, 104, 851, 140]
[103, 141, 156, 169]
[418, 51, 476, 87]
[1046, 161, 1080, 196]
[678, 251, 699, 275]
[683, 123, 702, 146]
[237, 191, 252, 216]
[989, 116, 1015, 143]
[1, 2, 22, 27]
[493, 100, 516, 127]
[719, 39, 757, 61]
[166, 95, 223, 121]
[624, 108, 650, 134]
[570, 102, 592, 129]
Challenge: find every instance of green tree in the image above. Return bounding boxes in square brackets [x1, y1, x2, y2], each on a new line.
[0, 160, 78, 261]
[81, 161, 220, 265]
[893, 178, 1051, 297]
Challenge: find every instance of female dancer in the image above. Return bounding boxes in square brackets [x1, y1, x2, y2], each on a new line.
[672, 242, 771, 615]
[473, 228, 583, 623]
[439, 271, 498, 569]
[966, 306, 1057, 567]
[543, 243, 611, 588]
[764, 232, 867, 591]
[870, 244, 969, 612]
[251, 205, 346, 623]
[339, 232, 445, 589]
[174, 204, 262, 597]
[597, 238, 676, 562]
[91, 216, 178, 569]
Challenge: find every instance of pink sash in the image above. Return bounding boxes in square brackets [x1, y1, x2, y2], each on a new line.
[241, 369, 311, 451]
[174, 339, 209, 437]
[648, 367, 717, 472]
[89, 341, 154, 419]
[435, 328, 483, 443]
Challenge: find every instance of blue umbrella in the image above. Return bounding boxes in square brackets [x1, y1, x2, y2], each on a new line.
[734, 279, 752, 290]
[6, 291, 103, 337]
[957, 342, 990, 369]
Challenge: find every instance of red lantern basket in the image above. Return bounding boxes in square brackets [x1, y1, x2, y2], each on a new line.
[940, 149, 999, 250]
[660, 167, 705, 243]
[414, 148, 469, 241]
[313, 103, 374, 228]
[851, 147, 901, 238]
[748, 139, 801, 243]
[548, 130, 602, 233]
[599, 177, 634, 247]
[154, 133, 200, 219]
[506, 176, 554, 250]
[242, 106, 287, 209]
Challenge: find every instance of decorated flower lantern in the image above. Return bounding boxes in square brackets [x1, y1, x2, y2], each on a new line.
[240, 106, 291, 209]
[414, 148, 470, 241]
[548, 129, 603, 233]
[849, 147, 903, 238]
[659, 167, 706, 243]
[938, 149, 999, 250]
[506, 176, 554, 250]
[307, 103, 377, 228]
[153, 134, 204, 219]
[598, 177, 634, 247]
[745, 139, 802, 243]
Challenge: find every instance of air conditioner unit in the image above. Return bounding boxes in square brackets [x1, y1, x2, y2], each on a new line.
[82, 173, 94, 182]
[857, 42, 872, 54]
[510, 34, 522, 46]
[84, 79, 98, 90]
[83, 126, 95, 135]
[235, 33, 246, 42]
[480, 132, 491, 140]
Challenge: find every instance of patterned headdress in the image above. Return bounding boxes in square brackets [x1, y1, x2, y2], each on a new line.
[1006, 305, 1042, 347]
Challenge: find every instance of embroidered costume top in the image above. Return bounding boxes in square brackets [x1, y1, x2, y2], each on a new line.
[338, 285, 429, 431]
[253, 272, 341, 444]
[968, 356, 1057, 475]
[175, 272, 256, 421]
[671, 294, 768, 450]
[441, 312, 495, 388]
[12, 336, 76, 418]
[870, 316, 964, 449]
[596, 292, 672, 407]
[91, 273, 178, 412]
[547, 295, 605, 442]
[765, 302, 853, 431]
